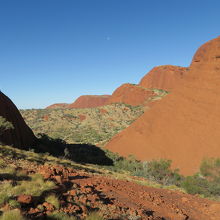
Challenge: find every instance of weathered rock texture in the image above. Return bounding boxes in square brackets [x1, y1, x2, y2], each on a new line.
[68, 95, 110, 108]
[106, 36, 220, 175]
[107, 83, 156, 106]
[0, 92, 36, 149]
[139, 65, 188, 91]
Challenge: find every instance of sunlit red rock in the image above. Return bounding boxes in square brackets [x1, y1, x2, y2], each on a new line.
[106, 36, 220, 175]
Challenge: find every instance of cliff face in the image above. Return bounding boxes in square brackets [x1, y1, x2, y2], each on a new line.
[107, 83, 156, 106]
[0, 92, 36, 149]
[106, 36, 220, 175]
[139, 65, 188, 91]
[68, 95, 111, 108]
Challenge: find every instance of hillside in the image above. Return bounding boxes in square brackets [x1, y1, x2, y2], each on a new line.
[106, 36, 220, 175]
[1, 145, 220, 220]
[20, 104, 144, 145]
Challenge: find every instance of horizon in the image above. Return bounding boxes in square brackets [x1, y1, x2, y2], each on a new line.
[1, 0, 220, 109]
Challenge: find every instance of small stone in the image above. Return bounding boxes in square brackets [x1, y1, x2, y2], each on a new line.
[17, 195, 32, 204]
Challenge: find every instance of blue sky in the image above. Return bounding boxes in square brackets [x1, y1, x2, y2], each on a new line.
[0, 0, 219, 109]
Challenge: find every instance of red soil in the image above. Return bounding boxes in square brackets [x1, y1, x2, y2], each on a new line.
[46, 103, 69, 109]
[69, 95, 111, 108]
[106, 36, 220, 175]
[0, 92, 36, 149]
[139, 65, 188, 91]
[78, 114, 87, 121]
[10, 162, 220, 220]
[107, 83, 156, 106]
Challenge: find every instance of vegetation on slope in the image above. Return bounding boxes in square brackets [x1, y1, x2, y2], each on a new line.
[20, 103, 144, 145]
[0, 116, 14, 135]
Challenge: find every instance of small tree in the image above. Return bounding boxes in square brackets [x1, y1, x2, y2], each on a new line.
[0, 116, 14, 135]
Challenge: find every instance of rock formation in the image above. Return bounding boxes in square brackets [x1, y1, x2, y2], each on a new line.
[46, 103, 69, 109]
[0, 91, 36, 149]
[106, 36, 220, 175]
[69, 95, 110, 108]
[107, 83, 156, 106]
[139, 65, 188, 91]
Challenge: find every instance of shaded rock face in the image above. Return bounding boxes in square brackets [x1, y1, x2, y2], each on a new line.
[46, 103, 69, 109]
[107, 83, 156, 106]
[139, 65, 188, 91]
[68, 95, 111, 108]
[106, 36, 220, 175]
[0, 92, 36, 149]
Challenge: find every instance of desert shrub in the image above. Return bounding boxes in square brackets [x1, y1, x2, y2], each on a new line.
[0, 116, 14, 135]
[181, 158, 220, 198]
[200, 158, 220, 180]
[104, 151, 181, 186]
[181, 175, 211, 196]
[104, 150, 143, 173]
[86, 212, 104, 220]
[0, 172, 55, 206]
[47, 211, 76, 220]
[0, 159, 5, 168]
[8, 199, 20, 209]
[45, 194, 60, 209]
[143, 159, 182, 185]
[0, 209, 25, 220]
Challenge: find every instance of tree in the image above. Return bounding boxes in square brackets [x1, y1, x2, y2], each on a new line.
[0, 116, 14, 135]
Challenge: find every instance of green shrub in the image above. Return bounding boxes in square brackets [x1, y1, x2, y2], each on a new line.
[45, 194, 60, 209]
[0, 209, 25, 220]
[8, 199, 21, 209]
[47, 211, 76, 220]
[86, 212, 104, 220]
[181, 175, 211, 196]
[104, 151, 182, 186]
[181, 158, 220, 198]
[0, 116, 14, 135]
[200, 158, 220, 180]
[143, 159, 182, 185]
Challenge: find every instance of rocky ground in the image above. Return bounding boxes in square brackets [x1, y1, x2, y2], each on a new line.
[1, 152, 220, 220]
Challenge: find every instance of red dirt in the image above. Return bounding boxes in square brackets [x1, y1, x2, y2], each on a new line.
[107, 83, 156, 106]
[17, 164, 220, 220]
[0, 92, 36, 149]
[78, 114, 87, 121]
[106, 36, 220, 175]
[69, 95, 111, 108]
[46, 103, 69, 109]
[139, 65, 188, 91]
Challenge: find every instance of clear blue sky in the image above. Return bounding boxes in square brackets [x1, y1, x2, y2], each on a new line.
[0, 0, 219, 109]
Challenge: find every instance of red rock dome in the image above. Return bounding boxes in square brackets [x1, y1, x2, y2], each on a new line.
[139, 65, 188, 91]
[0, 92, 36, 149]
[106, 36, 220, 175]
[69, 95, 111, 108]
[107, 83, 156, 106]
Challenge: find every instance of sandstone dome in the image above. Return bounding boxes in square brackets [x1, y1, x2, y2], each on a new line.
[0, 92, 36, 149]
[106, 36, 220, 175]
